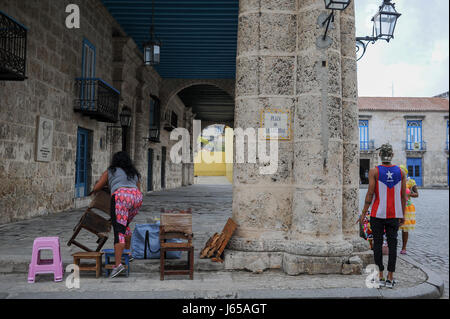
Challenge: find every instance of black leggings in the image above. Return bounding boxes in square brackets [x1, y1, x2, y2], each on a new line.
[110, 195, 127, 245]
[370, 217, 400, 273]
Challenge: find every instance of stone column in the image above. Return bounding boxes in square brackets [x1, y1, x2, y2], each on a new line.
[283, 0, 353, 275]
[227, 0, 362, 275]
[340, 2, 369, 252]
[228, 0, 296, 271]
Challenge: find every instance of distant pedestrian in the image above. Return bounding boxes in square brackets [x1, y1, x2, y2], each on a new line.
[92, 151, 143, 278]
[360, 144, 406, 288]
[399, 165, 418, 255]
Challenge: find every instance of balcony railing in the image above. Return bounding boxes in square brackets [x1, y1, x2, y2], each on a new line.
[405, 140, 427, 151]
[0, 10, 27, 81]
[360, 140, 375, 151]
[74, 78, 120, 123]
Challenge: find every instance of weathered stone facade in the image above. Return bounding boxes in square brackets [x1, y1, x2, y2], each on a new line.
[0, 0, 193, 224]
[228, 0, 368, 275]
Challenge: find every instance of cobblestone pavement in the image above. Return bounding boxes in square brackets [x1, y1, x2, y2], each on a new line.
[359, 188, 449, 299]
[0, 181, 441, 298]
[0, 182, 233, 270]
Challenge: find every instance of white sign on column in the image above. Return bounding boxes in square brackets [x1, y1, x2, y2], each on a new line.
[261, 109, 291, 140]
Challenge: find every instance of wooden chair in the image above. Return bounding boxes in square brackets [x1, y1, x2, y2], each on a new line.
[159, 213, 194, 280]
[67, 189, 112, 252]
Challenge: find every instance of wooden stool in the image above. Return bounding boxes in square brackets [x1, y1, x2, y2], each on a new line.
[72, 252, 103, 278]
[160, 213, 194, 281]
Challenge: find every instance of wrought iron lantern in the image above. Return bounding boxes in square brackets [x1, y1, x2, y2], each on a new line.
[324, 0, 351, 11]
[143, 0, 161, 66]
[356, 0, 401, 61]
[119, 106, 132, 128]
[143, 33, 161, 66]
[317, 0, 351, 48]
[148, 127, 160, 140]
[372, 0, 401, 42]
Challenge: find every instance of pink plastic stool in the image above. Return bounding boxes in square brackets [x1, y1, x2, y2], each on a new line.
[28, 237, 63, 283]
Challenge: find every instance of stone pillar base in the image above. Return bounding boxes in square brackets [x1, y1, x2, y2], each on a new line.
[346, 236, 371, 253]
[224, 250, 365, 275]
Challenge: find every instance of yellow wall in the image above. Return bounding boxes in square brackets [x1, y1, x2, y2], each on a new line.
[194, 151, 226, 176]
[226, 162, 233, 183]
[194, 151, 233, 182]
[194, 127, 234, 182]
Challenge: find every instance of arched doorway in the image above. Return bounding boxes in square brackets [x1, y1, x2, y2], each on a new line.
[175, 84, 235, 185]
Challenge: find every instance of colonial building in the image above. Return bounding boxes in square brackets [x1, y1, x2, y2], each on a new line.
[0, 0, 198, 224]
[358, 97, 449, 187]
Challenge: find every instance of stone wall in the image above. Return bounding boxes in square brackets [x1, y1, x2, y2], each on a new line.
[0, 0, 192, 224]
[360, 111, 449, 187]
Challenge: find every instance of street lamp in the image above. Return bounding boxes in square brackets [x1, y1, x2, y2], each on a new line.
[372, 0, 401, 42]
[317, 0, 351, 48]
[143, 0, 161, 66]
[324, 0, 351, 11]
[356, 0, 401, 61]
[120, 106, 132, 152]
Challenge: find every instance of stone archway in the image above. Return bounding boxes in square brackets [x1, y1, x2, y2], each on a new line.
[159, 78, 235, 113]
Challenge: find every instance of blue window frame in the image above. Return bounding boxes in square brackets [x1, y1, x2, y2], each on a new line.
[148, 148, 154, 192]
[359, 120, 369, 150]
[75, 128, 89, 198]
[406, 120, 423, 150]
[81, 38, 96, 110]
[407, 158, 423, 187]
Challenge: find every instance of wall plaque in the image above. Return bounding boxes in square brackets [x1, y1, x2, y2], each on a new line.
[261, 108, 291, 140]
[36, 116, 54, 162]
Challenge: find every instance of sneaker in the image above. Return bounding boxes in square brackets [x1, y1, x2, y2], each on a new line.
[385, 279, 396, 289]
[370, 277, 385, 288]
[110, 264, 125, 278]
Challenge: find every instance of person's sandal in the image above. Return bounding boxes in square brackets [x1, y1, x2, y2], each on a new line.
[385, 279, 396, 289]
[400, 249, 407, 255]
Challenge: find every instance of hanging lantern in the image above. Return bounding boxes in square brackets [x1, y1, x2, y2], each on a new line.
[143, 0, 161, 66]
[119, 106, 132, 128]
[372, 0, 401, 42]
[324, 0, 351, 11]
[143, 35, 161, 66]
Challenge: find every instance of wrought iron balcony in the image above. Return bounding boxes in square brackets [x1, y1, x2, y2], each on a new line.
[360, 140, 375, 152]
[0, 10, 27, 81]
[74, 78, 120, 123]
[405, 140, 427, 152]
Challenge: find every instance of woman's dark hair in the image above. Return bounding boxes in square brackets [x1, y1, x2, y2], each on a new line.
[109, 151, 141, 181]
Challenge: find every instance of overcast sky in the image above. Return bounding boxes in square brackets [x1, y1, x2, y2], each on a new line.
[354, 0, 449, 97]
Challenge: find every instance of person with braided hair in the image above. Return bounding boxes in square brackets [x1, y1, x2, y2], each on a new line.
[398, 165, 419, 255]
[359, 144, 406, 289]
